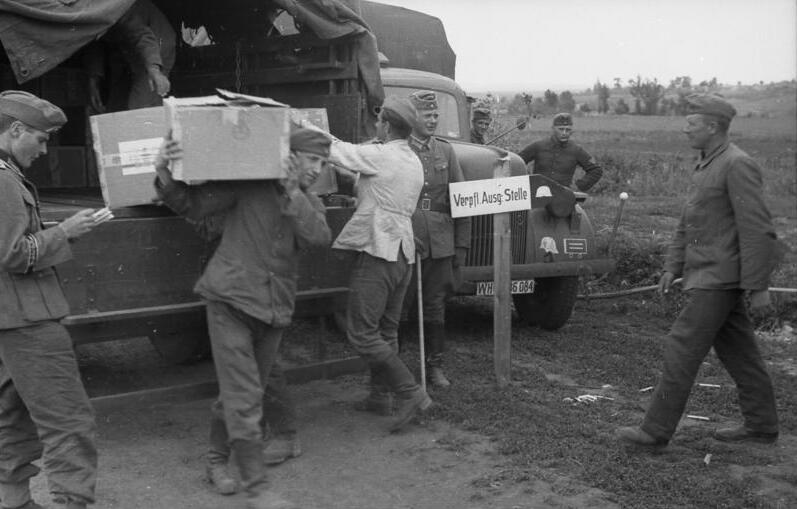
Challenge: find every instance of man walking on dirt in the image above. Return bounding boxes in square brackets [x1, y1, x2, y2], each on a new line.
[617, 93, 780, 448]
[322, 96, 433, 430]
[154, 127, 332, 509]
[517, 112, 603, 191]
[0, 91, 103, 509]
[403, 90, 471, 388]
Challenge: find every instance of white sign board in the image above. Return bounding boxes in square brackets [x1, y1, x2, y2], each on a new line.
[449, 175, 532, 218]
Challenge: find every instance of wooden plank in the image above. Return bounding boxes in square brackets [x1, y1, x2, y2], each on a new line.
[89, 356, 367, 414]
[493, 161, 512, 387]
[62, 288, 349, 325]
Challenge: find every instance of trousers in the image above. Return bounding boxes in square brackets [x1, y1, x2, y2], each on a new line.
[0, 322, 97, 504]
[205, 300, 284, 442]
[346, 251, 411, 363]
[642, 289, 779, 440]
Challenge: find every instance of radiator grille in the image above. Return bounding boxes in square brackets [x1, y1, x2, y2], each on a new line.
[466, 210, 528, 266]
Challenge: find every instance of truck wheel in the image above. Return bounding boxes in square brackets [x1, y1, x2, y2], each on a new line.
[512, 276, 579, 331]
[149, 326, 211, 365]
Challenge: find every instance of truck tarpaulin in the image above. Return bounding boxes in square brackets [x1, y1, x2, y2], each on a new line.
[0, 0, 136, 83]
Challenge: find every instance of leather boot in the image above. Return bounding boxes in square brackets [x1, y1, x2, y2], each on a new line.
[425, 322, 450, 388]
[0, 480, 37, 509]
[231, 440, 296, 509]
[263, 433, 302, 465]
[354, 365, 394, 416]
[206, 416, 238, 495]
[380, 353, 432, 432]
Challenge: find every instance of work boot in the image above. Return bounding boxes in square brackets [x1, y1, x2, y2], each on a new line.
[391, 388, 433, 433]
[231, 439, 296, 509]
[379, 354, 433, 432]
[427, 367, 451, 388]
[425, 322, 451, 388]
[206, 461, 238, 495]
[0, 480, 36, 509]
[354, 365, 394, 416]
[713, 426, 778, 444]
[206, 416, 238, 494]
[263, 433, 302, 465]
[616, 426, 668, 448]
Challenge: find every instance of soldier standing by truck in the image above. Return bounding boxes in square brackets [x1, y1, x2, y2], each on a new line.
[518, 112, 603, 192]
[154, 127, 332, 509]
[469, 107, 492, 144]
[404, 90, 471, 388]
[0, 91, 103, 509]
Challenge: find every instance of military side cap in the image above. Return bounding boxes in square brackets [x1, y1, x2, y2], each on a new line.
[409, 90, 438, 111]
[685, 93, 736, 121]
[290, 127, 331, 157]
[472, 108, 491, 121]
[552, 112, 573, 126]
[381, 95, 418, 128]
[0, 90, 66, 133]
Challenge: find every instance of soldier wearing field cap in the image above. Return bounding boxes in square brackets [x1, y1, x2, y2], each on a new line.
[320, 95, 433, 431]
[618, 93, 780, 448]
[518, 112, 603, 191]
[403, 90, 471, 388]
[0, 91, 102, 509]
[470, 107, 492, 144]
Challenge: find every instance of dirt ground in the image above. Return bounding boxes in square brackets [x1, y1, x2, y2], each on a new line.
[30, 376, 616, 509]
[24, 295, 796, 509]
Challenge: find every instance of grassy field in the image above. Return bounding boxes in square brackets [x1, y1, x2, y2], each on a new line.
[414, 111, 797, 507]
[490, 112, 797, 321]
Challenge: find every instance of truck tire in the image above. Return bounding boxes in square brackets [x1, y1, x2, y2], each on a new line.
[149, 326, 211, 365]
[512, 276, 579, 331]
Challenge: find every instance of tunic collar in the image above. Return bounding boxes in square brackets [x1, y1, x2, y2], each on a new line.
[409, 134, 432, 151]
[0, 149, 25, 181]
[696, 140, 730, 170]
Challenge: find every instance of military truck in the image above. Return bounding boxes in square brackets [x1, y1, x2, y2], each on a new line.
[0, 0, 612, 362]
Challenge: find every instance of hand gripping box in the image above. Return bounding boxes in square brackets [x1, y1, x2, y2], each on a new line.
[164, 90, 290, 182]
[90, 107, 166, 208]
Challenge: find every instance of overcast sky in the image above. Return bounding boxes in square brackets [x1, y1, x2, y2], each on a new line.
[378, 0, 797, 94]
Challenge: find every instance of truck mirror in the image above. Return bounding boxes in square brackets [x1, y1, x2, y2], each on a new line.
[516, 117, 528, 130]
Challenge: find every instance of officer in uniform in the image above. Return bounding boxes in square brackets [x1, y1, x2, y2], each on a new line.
[517, 112, 603, 191]
[405, 90, 471, 388]
[0, 91, 101, 509]
[470, 107, 491, 144]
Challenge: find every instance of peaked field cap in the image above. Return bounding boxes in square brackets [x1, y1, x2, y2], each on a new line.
[685, 93, 737, 121]
[0, 90, 66, 133]
[381, 95, 418, 127]
[409, 90, 438, 111]
[472, 108, 491, 120]
[290, 127, 331, 157]
[552, 112, 573, 126]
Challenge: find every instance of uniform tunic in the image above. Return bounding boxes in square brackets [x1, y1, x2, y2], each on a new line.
[406, 135, 471, 324]
[0, 154, 97, 504]
[518, 135, 603, 191]
[641, 141, 779, 441]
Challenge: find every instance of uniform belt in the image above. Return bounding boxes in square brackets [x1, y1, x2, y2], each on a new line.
[418, 199, 449, 213]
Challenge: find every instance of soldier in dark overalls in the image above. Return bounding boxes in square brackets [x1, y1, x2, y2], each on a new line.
[404, 90, 471, 388]
[0, 91, 101, 509]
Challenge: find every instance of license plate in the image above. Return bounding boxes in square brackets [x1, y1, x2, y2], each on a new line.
[475, 279, 536, 296]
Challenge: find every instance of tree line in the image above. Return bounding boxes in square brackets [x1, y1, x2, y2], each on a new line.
[501, 75, 728, 117]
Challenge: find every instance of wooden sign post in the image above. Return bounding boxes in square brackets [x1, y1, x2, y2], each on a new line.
[449, 154, 525, 386]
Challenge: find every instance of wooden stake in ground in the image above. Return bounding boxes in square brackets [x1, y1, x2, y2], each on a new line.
[416, 252, 426, 392]
[493, 160, 511, 386]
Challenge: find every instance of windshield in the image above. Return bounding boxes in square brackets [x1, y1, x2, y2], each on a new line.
[383, 86, 461, 139]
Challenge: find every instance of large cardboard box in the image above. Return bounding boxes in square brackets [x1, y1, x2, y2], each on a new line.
[90, 107, 165, 208]
[165, 92, 290, 182]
